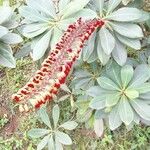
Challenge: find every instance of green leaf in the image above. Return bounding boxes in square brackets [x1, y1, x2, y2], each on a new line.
[97, 35, 110, 65]
[55, 139, 63, 150]
[37, 135, 50, 150]
[19, 6, 49, 22]
[119, 96, 134, 125]
[110, 22, 143, 38]
[107, 7, 142, 22]
[97, 0, 104, 17]
[116, 34, 141, 50]
[89, 96, 106, 110]
[130, 99, 150, 121]
[28, 128, 50, 138]
[109, 104, 122, 130]
[52, 105, 60, 128]
[94, 119, 104, 137]
[33, 30, 52, 60]
[121, 65, 133, 88]
[0, 43, 15, 68]
[26, 0, 56, 18]
[105, 93, 120, 107]
[0, 6, 12, 24]
[48, 136, 54, 150]
[60, 0, 90, 19]
[97, 76, 119, 90]
[22, 23, 48, 38]
[0, 26, 8, 38]
[55, 131, 72, 145]
[99, 27, 115, 55]
[1, 33, 23, 44]
[125, 89, 139, 99]
[38, 107, 51, 128]
[129, 64, 150, 88]
[51, 27, 63, 49]
[112, 41, 127, 66]
[59, 0, 70, 11]
[134, 83, 150, 94]
[107, 0, 121, 13]
[59, 121, 78, 130]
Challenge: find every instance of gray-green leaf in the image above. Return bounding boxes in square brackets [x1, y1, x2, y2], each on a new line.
[52, 105, 60, 128]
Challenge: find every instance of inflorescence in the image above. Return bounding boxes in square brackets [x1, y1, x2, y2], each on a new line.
[12, 18, 104, 112]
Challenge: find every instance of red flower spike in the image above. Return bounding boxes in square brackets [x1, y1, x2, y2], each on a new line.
[12, 19, 104, 112]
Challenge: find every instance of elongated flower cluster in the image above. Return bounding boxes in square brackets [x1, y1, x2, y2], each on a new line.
[12, 18, 104, 112]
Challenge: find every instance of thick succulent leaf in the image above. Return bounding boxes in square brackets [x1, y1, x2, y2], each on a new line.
[52, 105, 60, 128]
[51, 27, 63, 49]
[96, 0, 104, 16]
[87, 86, 106, 97]
[59, 121, 78, 130]
[28, 128, 50, 138]
[94, 119, 104, 137]
[129, 64, 150, 88]
[89, 95, 106, 110]
[97, 76, 119, 90]
[0, 6, 12, 24]
[110, 22, 143, 38]
[119, 96, 134, 125]
[1, 33, 23, 44]
[116, 34, 141, 50]
[0, 26, 8, 38]
[60, 0, 90, 19]
[125, 89, 139, 99]
[55, 131, 72, 145]
[99, 27, 115, 55]
[134, 83, 150, 94]
[121, 65, 133, 88]
[37, 135, 50, 150]
[107, 0, 121, 13]
[130, 99, 150, 121]
[140, 92, 150, 100]
[26, 0, 56, 18]
[109, 104, 122, 130]
[0, 43, 15, 68]
[71, 8, 98, 20]
[97, 35, 110, 65]
[55, 139, 63, 150]
[112, 40, 127, 66]
[32, 30, 52, 60]
[59, 0, 70, 11]
[105, 92, 120, 107]
[19, 6, 49, 22]
[48, 136, 54, 150]
[105, 61, 122, 87]
[83, 32, 96, 61]
[107, 7, 142, 22]
[37, 107, 51, 128]
[23, 26, 49, 38]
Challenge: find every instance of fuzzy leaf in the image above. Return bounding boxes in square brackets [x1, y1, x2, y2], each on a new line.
[55, 131, 72, 145]
[111, 22, 143, 38]
[32, 30, 52, 60]
[119, 96, 134, 125]
[107, 7, 142, 22]
[0, 26, 8, 38]
[99, 27, 115, 55]
[37, 135, 50, 150]
[109, 104, 122, 130]
[121, 65, 133, 88]
[59, 121, 78, 130]
[94, 119, 104, 137]
[107, 0, 121, 13]
[97, 76, 119, 90]
[52, 105, 60, 128]
[28, 128, 50, 138]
